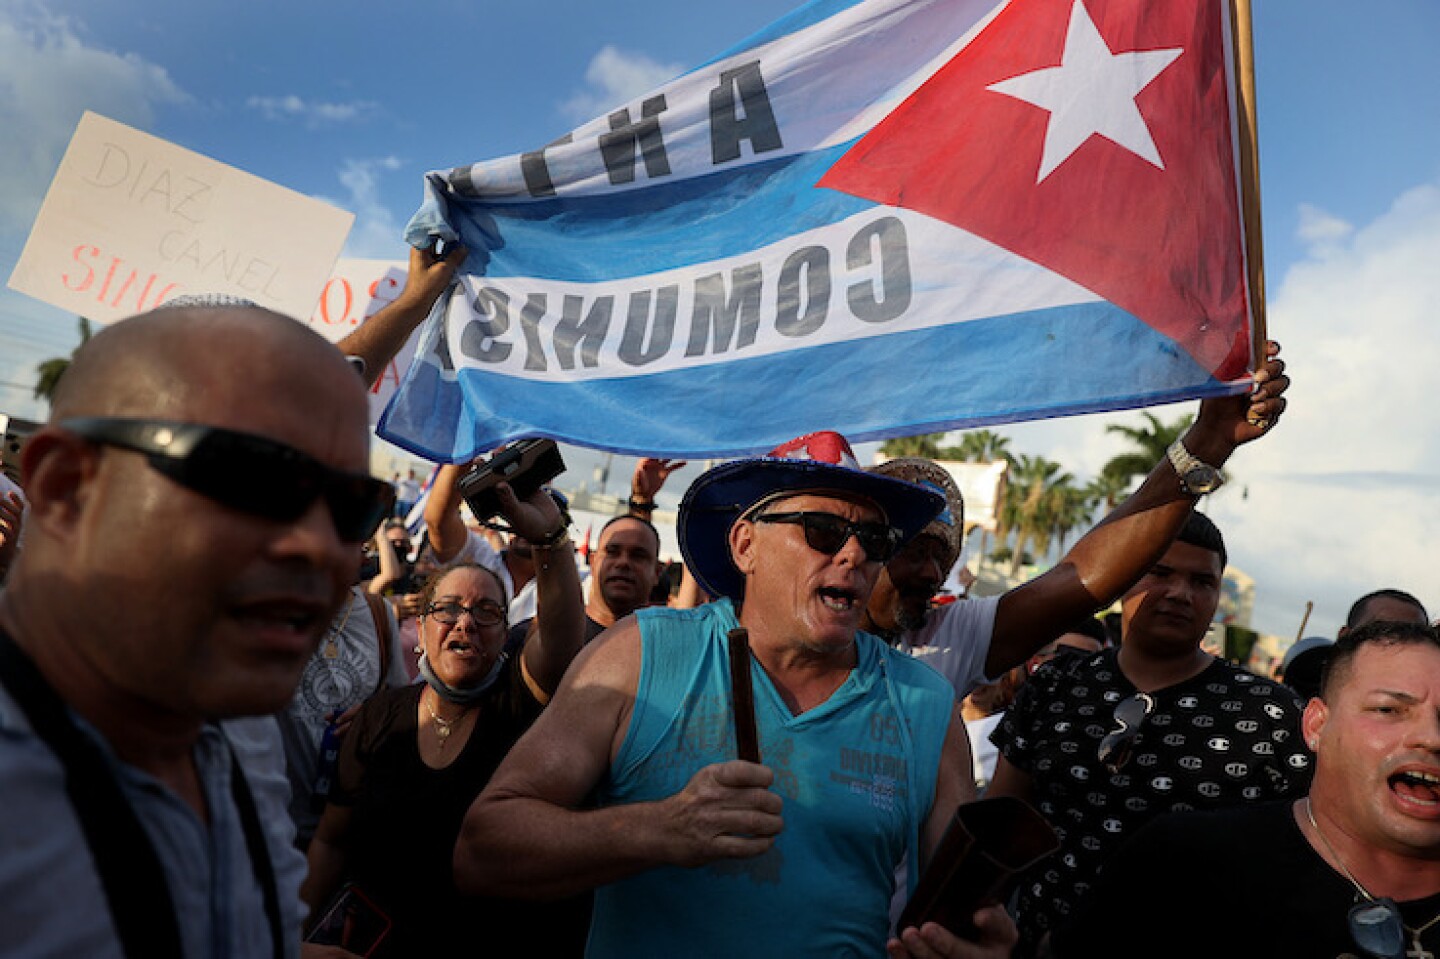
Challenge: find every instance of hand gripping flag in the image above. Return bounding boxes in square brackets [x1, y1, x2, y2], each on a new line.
[381, 0, 1261, 463]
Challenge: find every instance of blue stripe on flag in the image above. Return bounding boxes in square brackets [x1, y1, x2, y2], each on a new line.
[377, 300, 1237, 463]
[451, 146, 873, 282]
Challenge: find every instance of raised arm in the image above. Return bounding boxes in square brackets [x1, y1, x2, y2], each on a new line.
[984, 342, 1290, 677]
[490, 483, 585, 695]
[336, 242, 466, 388]
[454, 620, 782, 899]
[364, 525, 402, 596]
[422, 463, 471, 564]
[627, 457, 685, 518]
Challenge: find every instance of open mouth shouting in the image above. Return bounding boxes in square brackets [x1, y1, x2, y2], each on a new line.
[1390, 766, 1440, 816]
[818, 585, 860, 614]
[444, 637, 480, 658]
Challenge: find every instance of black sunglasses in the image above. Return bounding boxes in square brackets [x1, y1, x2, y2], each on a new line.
[426, 600, 505, 627]
[1097, 691, 1155, 772]
[61, 417, 394, 543]
[1349, 899, 1405, 959]
[752, 511, 903, 563]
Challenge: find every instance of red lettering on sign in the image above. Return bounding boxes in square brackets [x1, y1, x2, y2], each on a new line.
[58, 244, 180, 313]
[316, 278, 354, 326]
[63, 246, 100, 292]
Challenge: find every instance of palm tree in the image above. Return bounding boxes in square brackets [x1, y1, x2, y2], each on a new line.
[999, 454, 1072, 576]
[944, 429, 1012, 571]
[949, 429, 1013, 465]
[879, 432, 945, 459]
[34, 317, 94, 405]
[1099, 411, 1194, 493]
[1047, 483, 1098, 555]
[1085, 470, 1131, 513]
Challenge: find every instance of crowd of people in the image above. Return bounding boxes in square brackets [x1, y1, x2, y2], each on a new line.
[1, 239, 1436, 959]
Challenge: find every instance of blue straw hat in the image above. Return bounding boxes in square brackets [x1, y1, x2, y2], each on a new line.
[679, 432, 945, 599]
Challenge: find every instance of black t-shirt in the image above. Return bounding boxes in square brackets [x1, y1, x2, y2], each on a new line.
[992, 648, 1312, 942]
[329, 668, 587, 957]
[1053, 801, 1440, 958]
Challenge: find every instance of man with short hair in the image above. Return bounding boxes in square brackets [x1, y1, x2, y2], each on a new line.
[1343, 588, 1429, 637]
[0, 305, 390, 957]
[508, 513, 662, 647]
[1282, 589, 1429, 702]
[1052, 620, 1440, 957]
[988, 512, 1312, 953]
[584, 515, 661, 630]
[862, 342, 1291, 702]
[454, 432, 1016, 959]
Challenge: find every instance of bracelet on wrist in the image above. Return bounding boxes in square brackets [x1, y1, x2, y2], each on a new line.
[531, 524, 571, 549]
[627, 496, 655, 511]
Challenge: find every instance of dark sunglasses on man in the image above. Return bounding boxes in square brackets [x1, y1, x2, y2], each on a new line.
[752, 510, 904, 563]
[60, 418, 394, 543]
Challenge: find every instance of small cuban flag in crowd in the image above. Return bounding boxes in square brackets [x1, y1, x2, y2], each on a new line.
[380, 0, 1262, 464]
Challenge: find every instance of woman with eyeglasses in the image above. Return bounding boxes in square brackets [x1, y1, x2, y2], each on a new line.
[301, 484, 588, 958]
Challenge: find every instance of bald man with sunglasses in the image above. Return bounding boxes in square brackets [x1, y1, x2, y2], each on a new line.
[456, 431, 1017, 959]
[0, 305, 392, 958]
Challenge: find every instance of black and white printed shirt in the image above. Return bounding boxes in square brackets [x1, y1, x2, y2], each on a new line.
[992, 647, 1311, 946]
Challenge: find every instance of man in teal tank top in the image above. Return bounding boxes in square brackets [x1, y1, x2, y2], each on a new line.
[456, 431, 1018, 958]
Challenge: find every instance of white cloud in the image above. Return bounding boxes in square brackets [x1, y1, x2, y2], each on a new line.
[1295, 202, 1354, 252]
[0, 5, 185, 232]
[246, 94, 378, 126]
[1207, 178, 1440, 637]
[561, 45, 685, 122]
[319, 156, 406, 259]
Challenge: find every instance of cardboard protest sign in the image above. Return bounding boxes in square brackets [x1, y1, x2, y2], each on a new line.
[8, 112, 352, 323]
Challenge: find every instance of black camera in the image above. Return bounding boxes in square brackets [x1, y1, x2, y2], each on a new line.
[456, 439, 566, 522]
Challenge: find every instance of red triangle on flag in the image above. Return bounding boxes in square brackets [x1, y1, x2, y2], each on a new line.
[819, 0, 1252, 380]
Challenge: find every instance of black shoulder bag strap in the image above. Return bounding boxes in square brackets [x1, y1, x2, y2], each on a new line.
[226, 742, 286, 959]
[0, 629, 285, 959]
[0, 628, 183, 959]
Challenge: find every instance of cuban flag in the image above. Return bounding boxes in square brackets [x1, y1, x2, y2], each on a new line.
[380, 0, 1259, 463]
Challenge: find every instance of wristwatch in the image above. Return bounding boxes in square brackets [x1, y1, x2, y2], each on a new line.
[1166, 440, 1224, 496]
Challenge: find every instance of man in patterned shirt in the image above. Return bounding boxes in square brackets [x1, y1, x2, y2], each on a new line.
[988, 511, 1311, 955]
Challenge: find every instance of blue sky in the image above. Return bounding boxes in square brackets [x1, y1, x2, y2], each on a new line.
[2, 0, 1438, 639]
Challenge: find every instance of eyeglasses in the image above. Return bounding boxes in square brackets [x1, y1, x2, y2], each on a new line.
[1348, 899, 1405, 959]
[61, 417, 394, 543]
[1097, 691, 1155, 772]
[426, 600, 505, 627]
[751, 511, 903, 563]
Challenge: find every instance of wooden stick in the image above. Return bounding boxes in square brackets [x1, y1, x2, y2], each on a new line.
[1231, 0, 1268, 359]
[1295, 601, 1314, 642]
[727, 627, 761, 763]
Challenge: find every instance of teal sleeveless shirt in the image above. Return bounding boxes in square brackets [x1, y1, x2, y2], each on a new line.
[587, 599, 954, 958]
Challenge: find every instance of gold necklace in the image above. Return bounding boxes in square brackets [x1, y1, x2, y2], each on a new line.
[422, 692, 469, 749]
[322, 591, 355, 660]
[1305, 798, 1440, 957]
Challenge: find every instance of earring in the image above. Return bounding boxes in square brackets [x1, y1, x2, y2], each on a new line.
[413, 644, 423, 655]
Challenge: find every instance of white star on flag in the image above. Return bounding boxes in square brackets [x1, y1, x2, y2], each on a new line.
[988, 0, 1183, 183]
